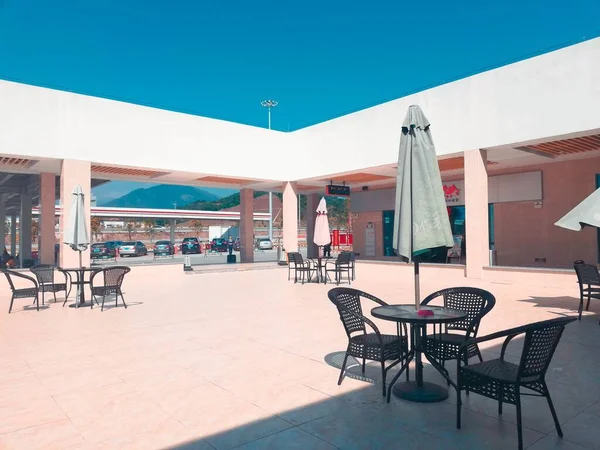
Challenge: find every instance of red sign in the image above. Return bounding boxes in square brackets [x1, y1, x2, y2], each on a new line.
[443, 184, 461, 204]
[332, 230, 340, 247]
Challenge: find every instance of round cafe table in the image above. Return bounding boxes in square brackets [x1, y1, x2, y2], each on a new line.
[371, 304, 467, 403]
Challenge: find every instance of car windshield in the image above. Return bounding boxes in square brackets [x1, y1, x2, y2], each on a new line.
[122, 242, 135, 246]
[183, 238, 198, 243]
[91, 243, 103, 248]
[259, 238, 271, 242]
[156, 241, 169, 245]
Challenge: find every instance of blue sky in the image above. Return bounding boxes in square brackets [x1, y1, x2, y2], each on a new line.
[1, 0, 599, 132]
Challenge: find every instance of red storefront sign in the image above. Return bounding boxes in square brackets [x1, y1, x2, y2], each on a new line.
[332, 230, 340, 247]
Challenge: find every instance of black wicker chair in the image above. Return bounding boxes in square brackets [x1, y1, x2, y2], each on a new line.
[325, 252, 352, 285]
[573, 261, 600, 324]
[421, 288, 496, 375]
[90, 266, 131, 311]
[328, 288, 409, 396]
[287, 252, 314, 284]
[30, 264, 71, 305]
[340, 251, 356, 281]
[456, 316, 576, 450]
[2, 269, 40, 313]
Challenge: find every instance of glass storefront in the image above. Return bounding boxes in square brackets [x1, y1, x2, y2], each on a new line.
[381, 204, 495, 263]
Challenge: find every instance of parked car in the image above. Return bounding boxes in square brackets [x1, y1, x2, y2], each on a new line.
[256, 237, 273, 250]
[181, 237, 201, 254]
[211, 238, 228, 252]
[91, 242, 118, 259]
[233, 238, 241, 251]
[119, 241, 148, 257]
[153, 240, 174, 256]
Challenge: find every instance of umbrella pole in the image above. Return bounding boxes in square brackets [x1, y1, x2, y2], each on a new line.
[414, 260, 420, 310]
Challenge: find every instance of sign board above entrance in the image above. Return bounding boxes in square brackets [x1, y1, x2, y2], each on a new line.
[350, 171, 543, 212]
[326, 184, 350, 197]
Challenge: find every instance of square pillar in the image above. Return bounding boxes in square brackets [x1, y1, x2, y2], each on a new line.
[239, 188, 254, 263]
[305, 193, 319, 258]
[19, 191, 33, 266]
[39, 173, 56, 264]
[10, 213, 17, 256]
[60, 160, 91, 268]
[465, 149, 489, 278]
[283, 182, 298, 253]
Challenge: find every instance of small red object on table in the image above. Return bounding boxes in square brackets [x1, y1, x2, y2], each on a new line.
[417, 309, 434, 317]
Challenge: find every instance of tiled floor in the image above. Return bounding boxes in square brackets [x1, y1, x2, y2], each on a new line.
[0, 262, 598, 449]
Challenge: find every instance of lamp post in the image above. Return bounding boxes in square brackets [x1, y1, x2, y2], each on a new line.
[261, 100, 278, 241]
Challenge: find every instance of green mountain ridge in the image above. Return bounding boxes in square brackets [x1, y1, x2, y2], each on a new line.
[101, 185, 219, 208]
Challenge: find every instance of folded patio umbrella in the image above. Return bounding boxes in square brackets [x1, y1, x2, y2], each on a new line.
[555, 187, 600, 231]
[393, 105, 453, 310]
[63, 185, 90, 268]
[313, 197, 331, 249]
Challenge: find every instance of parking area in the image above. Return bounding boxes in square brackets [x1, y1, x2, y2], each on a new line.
[90, 248, 282, 267]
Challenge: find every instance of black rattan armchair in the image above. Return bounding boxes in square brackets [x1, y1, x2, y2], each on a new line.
[328, 288, 409, 396]
[325, 252, 352, 285]
[421, 287, 496, 374]
[30, 264, 71, 305]
[456, 316, 576, 450]
[573, 261, 600, 323]
[2, 269, 40, 313]
[90, 266, 131, 311]
[287, 252, 314, 284]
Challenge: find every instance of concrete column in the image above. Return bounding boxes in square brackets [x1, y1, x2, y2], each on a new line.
[169, 219, 176, 244]
[239, 188, 254, 263]
[465, 149, 489, 278]
[39, 173, 56, 264]
[60, 160, 91, 268]
[0, 198, 6, 251]
[282, 182, 298, 253]
[10, 213, 17, 256]
[305, 193, 319, 258]
[19, 191, 33, 266]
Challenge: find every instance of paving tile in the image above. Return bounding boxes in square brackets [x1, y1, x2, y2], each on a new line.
[559, 412, 600, 449]
[234, 427, 338, 450]
[0, 418, 85, 450]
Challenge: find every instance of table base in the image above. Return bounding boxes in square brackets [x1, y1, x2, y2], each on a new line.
[392, 381, 448, 403]
[68, 301, 94, 309]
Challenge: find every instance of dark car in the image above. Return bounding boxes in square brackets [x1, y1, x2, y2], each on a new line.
[91, 242, 118, 259]
[211, 238, 228, 252]
[233, 238, 241, 251]
[182, 237, 201, 255]
[153, 240, 174, 256]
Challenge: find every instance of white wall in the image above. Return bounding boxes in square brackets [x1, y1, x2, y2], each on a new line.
[0, 80, 288, 181]
[1, 38, 599, 183]
[290, 38, 600, 180]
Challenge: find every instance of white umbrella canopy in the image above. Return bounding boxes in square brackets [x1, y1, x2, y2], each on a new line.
[393, 105, 453, 310]
[63, 185, 90, 267]
[313, 197, 331, 247]
[555, 187, 600, 231]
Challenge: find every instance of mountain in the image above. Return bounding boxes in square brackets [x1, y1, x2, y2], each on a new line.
[92, 181, 237, 206]
[92, 181, 157, 205]
[184, 191, 270, 211]
[101, 185, 219, 208]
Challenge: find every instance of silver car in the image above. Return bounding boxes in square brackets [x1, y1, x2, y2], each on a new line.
[119, 241, 148, 257]
[256, 237, 273, 250]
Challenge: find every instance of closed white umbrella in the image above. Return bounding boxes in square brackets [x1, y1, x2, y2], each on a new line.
[393, 105, 453, 310]
[63, 185, 90, 268]
[313, 197, 331, 247]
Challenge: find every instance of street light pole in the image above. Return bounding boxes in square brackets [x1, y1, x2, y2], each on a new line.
[261, 100, 278, 241]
